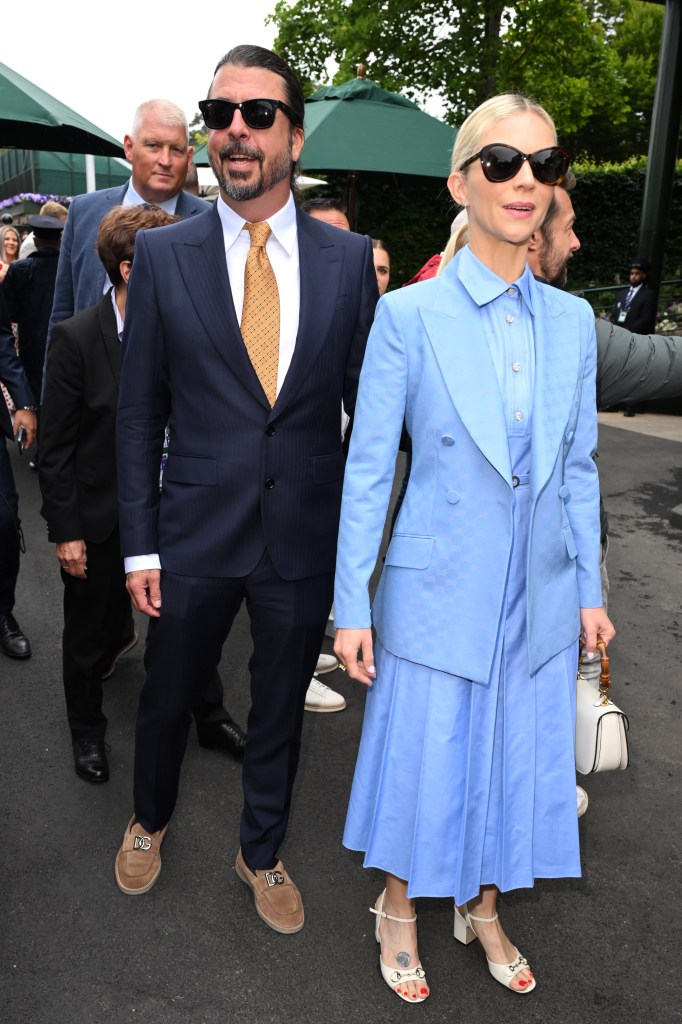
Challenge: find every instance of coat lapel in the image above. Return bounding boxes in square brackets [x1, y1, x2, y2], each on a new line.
[530, 282, 581, 497]
[97, 292, 121, 386]
[271, 210, 343, 416]
[420, 267, 513, 487]
[172, 205, 270, 409]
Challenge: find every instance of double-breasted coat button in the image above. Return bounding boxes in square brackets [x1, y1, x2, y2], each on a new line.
[446, 490, 460, 504]
[441, 435, 455, 446]
[559, 485, 570, 499]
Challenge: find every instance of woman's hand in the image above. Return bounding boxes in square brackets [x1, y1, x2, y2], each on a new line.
[580, 607, 615, 660]
[334, 627, 376, 686]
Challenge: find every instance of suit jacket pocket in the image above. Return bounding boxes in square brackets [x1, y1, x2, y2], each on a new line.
[385, 534, 435, 569]
[312, 451, 345, 484]
[164, 454, 217, 485]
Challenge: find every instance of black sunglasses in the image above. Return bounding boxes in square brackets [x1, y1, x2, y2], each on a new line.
[460, 144, 571, 185]
[198, 98, 301, 131]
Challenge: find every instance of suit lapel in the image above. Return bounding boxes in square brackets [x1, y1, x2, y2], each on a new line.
[172, 205, 270, 409]
[421, 268, 512, 486]
[530, 282, 581, 497]
[97, 292, 121, 386]
[272, 210, 342, 416]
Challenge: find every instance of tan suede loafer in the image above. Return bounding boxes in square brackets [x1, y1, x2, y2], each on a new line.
[235, 848, 304, 933]
[115, 816, 168, 895]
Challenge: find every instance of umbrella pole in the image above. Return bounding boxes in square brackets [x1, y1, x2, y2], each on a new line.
[348, 171, 359, 231]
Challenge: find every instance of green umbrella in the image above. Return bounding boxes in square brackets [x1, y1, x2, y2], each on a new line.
[0, 61, 123, 157]
[300, 75, 455, 225]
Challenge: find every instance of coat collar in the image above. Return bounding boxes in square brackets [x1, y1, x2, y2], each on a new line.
[419, 248, 580, 492]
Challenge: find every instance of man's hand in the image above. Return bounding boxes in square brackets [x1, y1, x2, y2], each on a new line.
[13, 409, 37, 449]
[126, 569, 162, 617]
[580, 606, 616, 660]
[334, 627, 376, 686]
[56, 540, 87, 578]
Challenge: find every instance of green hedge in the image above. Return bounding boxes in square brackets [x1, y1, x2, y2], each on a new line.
[315, 160, 682, 293]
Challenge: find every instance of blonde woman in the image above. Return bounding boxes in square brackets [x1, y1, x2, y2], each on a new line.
[335, 94, 614, 1002]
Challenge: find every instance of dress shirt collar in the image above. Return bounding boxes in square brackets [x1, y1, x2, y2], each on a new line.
[216, 191, 298, 255]
[457, 244, 535, 315]
[110, 287, 125, 341]
[124, 179, 179, 215]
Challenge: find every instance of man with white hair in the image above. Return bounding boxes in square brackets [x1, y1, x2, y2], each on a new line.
[47, 99, 246, 762]
[49, 99, 207, 326]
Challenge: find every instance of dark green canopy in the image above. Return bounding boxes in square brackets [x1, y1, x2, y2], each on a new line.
[0, 61, 123, 157]
[300, 77, 454, 178]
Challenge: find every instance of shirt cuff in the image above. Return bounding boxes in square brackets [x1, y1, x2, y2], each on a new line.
[124, 554, 161, 573]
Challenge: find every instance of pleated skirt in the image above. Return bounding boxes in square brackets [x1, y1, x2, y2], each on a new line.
[343, 458, 581, 905]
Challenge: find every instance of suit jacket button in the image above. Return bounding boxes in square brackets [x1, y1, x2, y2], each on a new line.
[265, 478, 275, 489]
[441, 435, 455, 446]
[266, 426, 276, 436]
[446, 490, 460, 504]
[559, 485, 570, 499]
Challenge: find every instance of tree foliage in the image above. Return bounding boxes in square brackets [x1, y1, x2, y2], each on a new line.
[270, 0, 665, 159]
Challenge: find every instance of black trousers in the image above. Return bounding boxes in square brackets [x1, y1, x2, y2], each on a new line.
[62, 527, 134, 740]
[0, 437, 20, 616]
[61, 527, 229, 739]
[134, 549, 333, 869]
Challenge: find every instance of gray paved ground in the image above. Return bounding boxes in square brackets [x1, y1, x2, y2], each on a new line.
[2, 415, 681, 1024]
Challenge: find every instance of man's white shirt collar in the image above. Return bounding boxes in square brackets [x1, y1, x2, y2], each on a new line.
[216, 191, 298, 254]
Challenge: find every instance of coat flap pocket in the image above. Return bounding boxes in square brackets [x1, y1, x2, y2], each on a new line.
[164, 454, 217, 485]
[563, 525, 578, 560]
[76, 463, 97, 485]
[385, 534, 435, 569]
[312, 451, 345, 484]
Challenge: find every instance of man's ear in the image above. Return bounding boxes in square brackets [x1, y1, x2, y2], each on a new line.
[527, 229, 541, 254]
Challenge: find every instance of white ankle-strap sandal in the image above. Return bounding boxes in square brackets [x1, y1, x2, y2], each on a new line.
[370, 890, 429, 1003]
[453, 904, 536, 993]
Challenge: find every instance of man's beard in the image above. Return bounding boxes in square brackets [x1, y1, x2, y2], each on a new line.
[540, 240, 569, 289]
[210, 137, 293, 202]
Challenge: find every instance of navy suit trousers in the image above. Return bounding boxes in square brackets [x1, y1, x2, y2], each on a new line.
[134, 549, 333, 869]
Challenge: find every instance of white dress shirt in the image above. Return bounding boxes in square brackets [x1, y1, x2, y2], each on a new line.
[124, 191, 301, 573]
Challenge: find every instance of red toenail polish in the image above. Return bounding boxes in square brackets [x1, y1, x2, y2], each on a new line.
[518, 981, 527, 987]
[421, 988, 428, 995]
[411, 994, 417, 999]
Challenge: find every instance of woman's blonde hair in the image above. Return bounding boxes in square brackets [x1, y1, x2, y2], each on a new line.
[450, 94, 556, 175]
[437, 221, 469, 275]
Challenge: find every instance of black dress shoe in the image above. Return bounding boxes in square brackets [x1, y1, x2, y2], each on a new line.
[0, 612, 31, 659]
[73, 738, 110, 783]
[196, 716, 246, 760]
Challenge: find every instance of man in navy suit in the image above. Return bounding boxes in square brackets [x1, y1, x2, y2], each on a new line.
[49, 98, 208, 328]
[0, 289, 37, 659]
[48, 98, 245, 758]
[113, 45, 377, 931]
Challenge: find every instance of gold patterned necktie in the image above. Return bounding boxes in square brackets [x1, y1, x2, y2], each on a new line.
[240, 221, 280, 407]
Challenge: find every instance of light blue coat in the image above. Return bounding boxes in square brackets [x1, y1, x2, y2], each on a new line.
[334, 248, 602, 682]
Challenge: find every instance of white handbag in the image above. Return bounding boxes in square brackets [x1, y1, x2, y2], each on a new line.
[575, 638, 629, 774]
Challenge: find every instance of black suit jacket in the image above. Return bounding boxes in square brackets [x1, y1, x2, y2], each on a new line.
[39, 294, 121, 543]
[611, 282, 657, 335]
[0, 288, 33, 440]
[117, 203, 378, 580]
[3, 248, 60, 375]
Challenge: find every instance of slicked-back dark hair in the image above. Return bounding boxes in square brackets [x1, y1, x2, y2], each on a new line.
[299, 195, 347, 216]
[211, 45, 305, 129]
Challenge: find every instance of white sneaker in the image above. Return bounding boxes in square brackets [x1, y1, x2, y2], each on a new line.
[304, 675, 346, 713]
[315, 653, 338, 674]
[576, 785, 589, 818]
